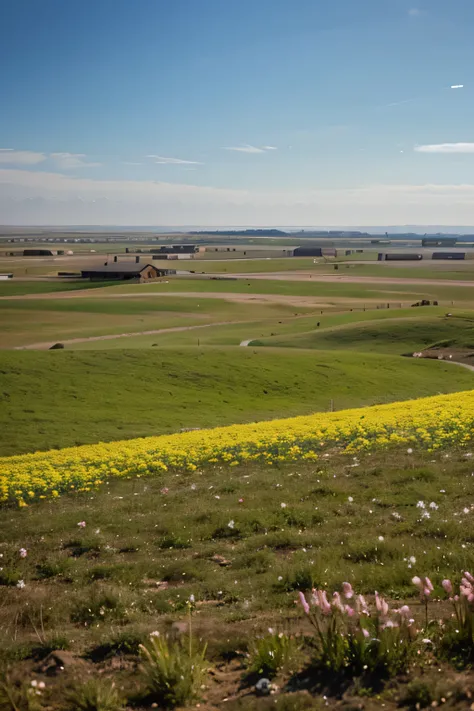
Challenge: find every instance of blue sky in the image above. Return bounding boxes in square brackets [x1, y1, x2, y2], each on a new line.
[1, 0, 474, 225]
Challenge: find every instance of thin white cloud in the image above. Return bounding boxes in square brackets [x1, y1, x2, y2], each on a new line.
[383, 97, 418, 108]
[408, 8, 421, 16]
[451, 84, 464, 89]
[0, 149, 46, 165]
[415, 142, 474, 154]
[50, 153, 101, 169]
[147, 155, 203, 165]
[224, 144, 278, 153]
[224, 144, 266, 153]
[122, 161, 142, 166]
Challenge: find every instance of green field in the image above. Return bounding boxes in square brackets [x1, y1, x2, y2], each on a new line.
[324, 262, 474, 280]
[64, 306, 455, 350]
[187, 257, 317, 272]
[1, 445, 474, 709]
[0, 295, 315, 349]
[0, 347, 472, 457]
[255, 312, 474, 355]
[4, 252, 474, 709]
[104, 276, 474, 304]
[0, 280, 111, 297]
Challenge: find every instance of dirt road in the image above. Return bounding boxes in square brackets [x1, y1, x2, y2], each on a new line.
[14, 320, 249, 351]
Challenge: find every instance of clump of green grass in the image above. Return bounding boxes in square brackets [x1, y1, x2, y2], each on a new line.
[158, 534, 191, 550]
[139, 633, 208, 708]
[70, 587, 128, 625]
[35, 556, 73, 581]
[276, 566, 315, 593]
[86, 630, 145, 662]
[400, 679, 433, 709]
[65, 678, 125, 711]
[247, 630, 301, 678]
[0, 569, 21, 587]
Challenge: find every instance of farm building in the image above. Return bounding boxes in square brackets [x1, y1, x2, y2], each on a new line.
[378, 253, 423, 261]
[321, 248, 337, 257]
[151, 253, 193, 260]
[293, 247, 323, 257]
[23, 248, 57, 256]
[80, 261, 170, 281]
[422, 237, 457, 247]
[0, 273, 13, 280]
[432, 252, 466, 260]
[151, 244, 197, 254]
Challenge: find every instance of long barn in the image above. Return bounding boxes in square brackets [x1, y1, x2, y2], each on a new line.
[81, 262, 170, 281]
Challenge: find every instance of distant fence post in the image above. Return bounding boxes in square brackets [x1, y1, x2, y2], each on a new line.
[330, 399, 334, 412]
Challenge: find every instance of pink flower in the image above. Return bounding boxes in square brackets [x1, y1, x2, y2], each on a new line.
[397, 605, 411, 620]
[345, 605, 355, 617]
[442, 579, 453, 596]
[356, 595, 369, 616]
[375, 592, 389, 617]
[464, 571, 474, 584]
[342, 582, 354, 599]
[382, 619, 399, 629]
[313, 589, 332, 615]
[460, 576, 474, 602]
[77, 521, 86, 529]
[19, 548, 27, 559]
[332, 592, 345, 613]
[238, 498, 244, 503]
[160, 487, 169, 495]
[298, 591, 310, 615]
[412, 576, 433, 600]
[361, 627, 370, 638]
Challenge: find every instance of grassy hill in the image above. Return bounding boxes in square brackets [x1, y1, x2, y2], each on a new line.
[1, 444, 474, 708]
[254, 313, 474, 355]
[0, 347, 473, 456]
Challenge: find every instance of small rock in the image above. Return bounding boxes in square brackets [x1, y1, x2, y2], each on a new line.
[142, 579, 169, 591]
[37, 650, 81, 676]
[211, 554, 232, 567]
[255, 678, 279, 696]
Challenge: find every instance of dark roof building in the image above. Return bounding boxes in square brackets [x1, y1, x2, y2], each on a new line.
[23, 248, 57, 256]
[422, 237, 457, 247]
[80, 262, 170, 281]
[383, 253, 423, 261]
[432, 252, 466, 260]
[293, 246, 323, 257]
